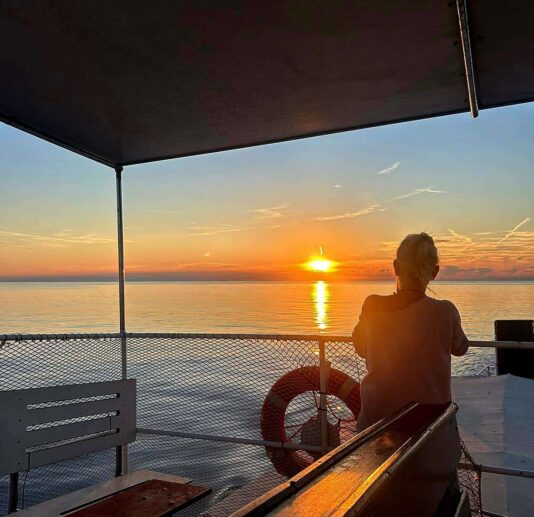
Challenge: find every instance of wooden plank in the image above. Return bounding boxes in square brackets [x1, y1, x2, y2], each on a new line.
[64, 479, 210, 517]
[264, 432, 405, 516]
[233, 404, 457, 517]
[24, 380, 135, 404]
[265, 405, 459, 517]
[208, 471, 287, 517]
[26, 415, 121, 447]
[353, 412, 460, 516]
[26, 398, 121, 426]
[16, 471, 194, 517]
[230, 405, 420, 517]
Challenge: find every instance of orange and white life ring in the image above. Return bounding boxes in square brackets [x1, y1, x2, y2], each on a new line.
[260, 365, 361, 477]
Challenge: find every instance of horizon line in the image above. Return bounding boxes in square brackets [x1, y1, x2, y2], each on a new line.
[1, 276, 533, 283]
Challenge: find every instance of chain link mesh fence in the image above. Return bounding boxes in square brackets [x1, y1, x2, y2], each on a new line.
[0, 333, 480, 516]
[458, 438, 483, 517]
[0, 335, 122, 514]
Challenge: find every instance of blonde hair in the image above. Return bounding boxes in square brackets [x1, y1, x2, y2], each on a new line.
[396, 232, 439, 284]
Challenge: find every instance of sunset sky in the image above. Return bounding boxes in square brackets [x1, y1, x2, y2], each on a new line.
[1, 103, 533, 281]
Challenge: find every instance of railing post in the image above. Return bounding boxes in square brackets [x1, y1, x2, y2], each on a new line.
[8, 473, 18, 514]
[318, 338, 330, 456]
[115, 165, 128, 475]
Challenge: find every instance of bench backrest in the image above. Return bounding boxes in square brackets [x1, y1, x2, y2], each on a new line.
[0, 379, 136, 476]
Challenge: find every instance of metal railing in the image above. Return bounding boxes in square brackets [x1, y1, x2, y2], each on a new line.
[0, 332, 532, 515]
[0, 333, 362, 514]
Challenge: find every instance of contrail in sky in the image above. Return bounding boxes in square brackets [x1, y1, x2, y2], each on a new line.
[315, 187, 443, 221]
[377, 161, 400, 175]
[499, 217, 531, 243]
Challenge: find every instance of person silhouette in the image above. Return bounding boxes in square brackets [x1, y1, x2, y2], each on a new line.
[352, 232, 469, 431]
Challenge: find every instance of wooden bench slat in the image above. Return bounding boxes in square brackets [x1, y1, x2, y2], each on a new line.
[16, 470, 193, 517]
[65, 479, 210, 517]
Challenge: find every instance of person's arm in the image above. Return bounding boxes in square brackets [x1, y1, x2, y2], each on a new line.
[352, 320, 367, 358]
[450, 303, 469, 356]
[352, 295, 376, 359]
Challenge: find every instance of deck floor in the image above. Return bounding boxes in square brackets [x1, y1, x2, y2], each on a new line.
[453, 374, 534, 517]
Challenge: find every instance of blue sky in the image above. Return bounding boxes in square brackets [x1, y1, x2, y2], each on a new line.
[0, 103, 533, 280]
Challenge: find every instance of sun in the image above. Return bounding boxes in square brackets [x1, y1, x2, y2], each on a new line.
[304, 257, 338, 273]
[307, 258, 334, 272]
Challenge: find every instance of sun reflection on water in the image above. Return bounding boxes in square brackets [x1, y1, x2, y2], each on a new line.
[314, 280, 329, 331]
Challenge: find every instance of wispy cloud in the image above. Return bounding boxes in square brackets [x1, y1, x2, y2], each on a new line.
[0, 229, 115, 245]
[247, 204, 289, 220]
[315, 187, 444, 222]
[315, 204, 385, 221]
[269, 221, 301, 229]
[188, 224, 243, 237]
[376, 161, 400, 175]
[446, 228, 474, 254]
[333, 184, 342, 189]
[386, 188, 444, 202]
[378, 217, 534, 278]
[447, 229, 472, 244]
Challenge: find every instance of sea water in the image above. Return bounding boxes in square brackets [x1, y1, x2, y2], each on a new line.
[2, 280, 532, 337]
[0, 281, 532, 511]
[1, 280, 533, 375]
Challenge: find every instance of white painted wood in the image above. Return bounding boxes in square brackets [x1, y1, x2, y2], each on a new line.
[0, 379, 136, 475]
[22, 380, 134, 404]
[30, 432, 127, 469]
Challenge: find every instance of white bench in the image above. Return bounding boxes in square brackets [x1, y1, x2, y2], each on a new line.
[0, 380, 209, 515]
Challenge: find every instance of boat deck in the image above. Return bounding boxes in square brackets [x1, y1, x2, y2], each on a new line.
[453, 374, 534, 517]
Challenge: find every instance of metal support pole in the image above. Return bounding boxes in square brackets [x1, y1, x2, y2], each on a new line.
[137, 427, 322, 453]
[456, 0, 479, 117]
[8, 473, 18, 514]
[459, 461, 534, 480]
[318, 339, 330, 456]
[115, 166, 127, 370]
[115, 165, 128, 475]
[482, 511, 506, 517]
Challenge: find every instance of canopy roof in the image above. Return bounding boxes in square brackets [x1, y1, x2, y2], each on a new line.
[1, 1, 533, 168]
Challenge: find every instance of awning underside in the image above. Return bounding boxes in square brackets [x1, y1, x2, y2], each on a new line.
[1, 0, 533, 167]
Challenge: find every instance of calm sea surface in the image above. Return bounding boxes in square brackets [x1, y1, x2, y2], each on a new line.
[1, 280, 533, 376]
[0, 281, 533, 510]
[2, 280, 533, 337]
